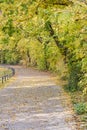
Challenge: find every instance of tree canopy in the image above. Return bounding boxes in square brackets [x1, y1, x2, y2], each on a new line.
[0, 0, 87, 93]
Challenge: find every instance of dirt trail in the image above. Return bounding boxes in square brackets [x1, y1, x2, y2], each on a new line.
[0, 66, 80, 130]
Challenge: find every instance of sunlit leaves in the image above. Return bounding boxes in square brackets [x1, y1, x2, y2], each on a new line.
[0, 0, 87, 92]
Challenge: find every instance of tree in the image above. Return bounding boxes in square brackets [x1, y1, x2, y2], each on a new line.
[0, 0, 87, 93]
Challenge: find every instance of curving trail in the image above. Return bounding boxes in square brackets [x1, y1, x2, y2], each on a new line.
[0, 66, 80, 130]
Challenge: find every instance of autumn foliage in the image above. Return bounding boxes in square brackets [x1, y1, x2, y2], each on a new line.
[0, 0, 87, 93]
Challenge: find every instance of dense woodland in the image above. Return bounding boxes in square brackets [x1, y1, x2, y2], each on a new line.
[0, 0, 87, 96]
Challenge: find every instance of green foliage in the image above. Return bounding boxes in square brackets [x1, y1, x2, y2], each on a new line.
[2, 19, 15, 36]
[46, 42, 61, 72]
[4, 51, 20, 64]
[0, 0, 87, 94]
[29, 40, 47, 70]
[74, 103, 87, 115]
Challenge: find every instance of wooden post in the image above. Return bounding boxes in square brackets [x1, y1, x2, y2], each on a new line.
[0, 67, 15, 84]
[2, 77, 3, 84]
[4, 76, 6, 82]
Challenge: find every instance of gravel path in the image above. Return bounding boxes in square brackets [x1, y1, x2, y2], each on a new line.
[0, 66, 80, 130]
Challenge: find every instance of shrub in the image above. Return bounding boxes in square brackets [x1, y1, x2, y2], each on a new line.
[74, 103, 87, 115]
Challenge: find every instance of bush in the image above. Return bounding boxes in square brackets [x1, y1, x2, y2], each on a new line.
[74, 103, 87, 115]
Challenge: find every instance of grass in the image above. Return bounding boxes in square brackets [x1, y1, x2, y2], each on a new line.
[0, 76, 16, 89]
[0, 67, 7, 76]
[0, 67, 12, 76]
[63, 81, 87, 129]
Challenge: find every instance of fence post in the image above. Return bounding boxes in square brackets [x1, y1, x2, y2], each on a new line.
[4, 76, 6, 82]
[2, 77, 3, 84]
[0, 67, 15, 84]
[6, 75, 8, 80]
